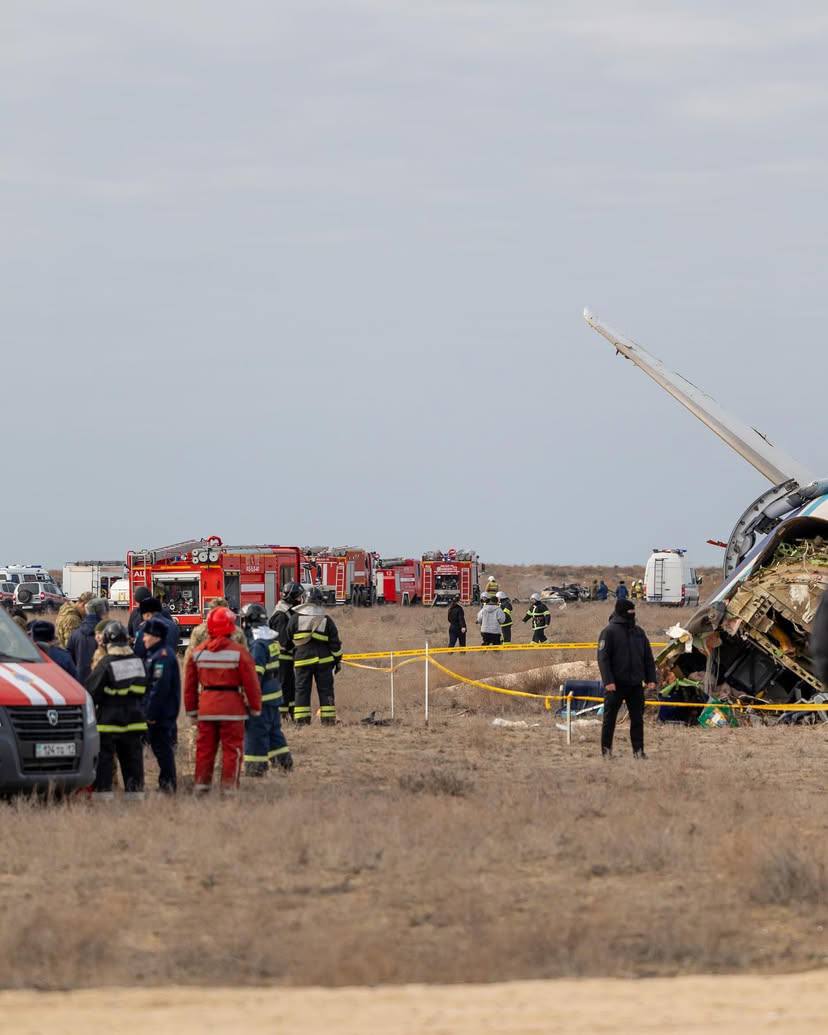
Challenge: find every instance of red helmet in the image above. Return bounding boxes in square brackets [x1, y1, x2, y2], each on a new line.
[207, 606, 237, 638]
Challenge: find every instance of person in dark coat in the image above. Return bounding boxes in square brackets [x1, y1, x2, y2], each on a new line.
[447, 597, 466, 648]
[143, 617, 181, 793]
[68, 597, 109, 683]
[596, 580, 609, 601]
[597, 598, 657, 758]
[810, 590, 828, 688]
[134, 597, 180, 658]
[615, 580, 629, 601]
[127, 586, 153, 640]
[29, 620, 78, 679]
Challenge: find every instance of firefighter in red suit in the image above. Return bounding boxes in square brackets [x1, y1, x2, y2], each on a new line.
[184, 606, 262, 793]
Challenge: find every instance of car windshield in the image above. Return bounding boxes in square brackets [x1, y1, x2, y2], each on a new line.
[0, 609, 41, 662]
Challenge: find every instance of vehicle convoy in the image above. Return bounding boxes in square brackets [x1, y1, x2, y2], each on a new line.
[0, 607, 99, 793]
[644, 549, 701, 607]
[127, 536, 302, 645]
[421, 549, 481, 606]
[302, 547, 376, 606]
[585, 309, 828, 709]
[62, 561, 126, 601]
[375, 557, 422, 604]
[0, 564, 55, 586]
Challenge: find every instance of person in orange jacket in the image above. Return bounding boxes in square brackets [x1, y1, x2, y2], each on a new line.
[184, 606, 262, 794]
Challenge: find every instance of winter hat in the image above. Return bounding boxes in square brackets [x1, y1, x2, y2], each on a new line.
[140, 596, 163, 616]
[134, 586, 152, 604]
[29, 620, 56, 643]
[86, 597, 109, 619]
[614, 598, 636, 619]
[143, 617, 169, 640]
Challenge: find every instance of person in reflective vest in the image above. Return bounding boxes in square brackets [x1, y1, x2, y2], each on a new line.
[184, 606, 262, 793]
[269, 582, 305, 720]
[86, 620, 148, 801]
[523, 593, 551, 643]
[241, 603, 293, 776]
[496, 591, 513, 644]
[143, 616, 181, 794]
[285, 588, 343, 726]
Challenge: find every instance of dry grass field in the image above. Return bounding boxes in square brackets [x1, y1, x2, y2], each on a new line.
[3, 570, 828, 998]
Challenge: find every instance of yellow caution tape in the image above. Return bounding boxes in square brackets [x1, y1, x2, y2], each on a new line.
[343, 642, 667, 662]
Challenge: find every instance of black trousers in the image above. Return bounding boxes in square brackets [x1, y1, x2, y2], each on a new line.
[295, 664, 335, 721]
[449, 628, 466, 648]
[501, 626, 512, 643]
[601, 683, 645, 755]
[279, 659, 296, 715]
[148, 721, 177, 792]
[95, 731, 145, 794]
[481, 632, 501, 645]
[532, 627, 547, 643]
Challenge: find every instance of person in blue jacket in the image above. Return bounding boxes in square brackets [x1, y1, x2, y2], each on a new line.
[142, 616, 181, 793]
[596, 580, 609, 602]
[615, 580, 629, 601]
[29, 620, 78, 678]
[68, 598, 109, 683]
[241, 603, 293, 776]
[134, 596, 180, 659]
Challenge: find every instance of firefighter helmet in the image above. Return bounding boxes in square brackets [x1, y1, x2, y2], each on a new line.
[307, 587, 324, 606]
[480, 592, 489, 602]
[281, 581, 305, 605]
[496, 591, 507, 600]
[530, 592, 541, 602]
[207, 606, 237, 638]
[241, 603, 268, 628]
[102, 620, 128, 646]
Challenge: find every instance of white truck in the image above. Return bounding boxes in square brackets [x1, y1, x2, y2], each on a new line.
[644, 549, 701, 607]
[62, 561, 126, 601]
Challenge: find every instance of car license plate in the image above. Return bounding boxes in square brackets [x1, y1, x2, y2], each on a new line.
[35, 742, 77, 759]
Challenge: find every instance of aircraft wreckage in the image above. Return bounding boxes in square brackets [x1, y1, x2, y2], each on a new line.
[584, 309, 828, 720]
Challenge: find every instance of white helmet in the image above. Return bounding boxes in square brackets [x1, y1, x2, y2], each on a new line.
[530, 592, 541, 601]
[480, 592, 489, 601]
[496, 591, 507, 600]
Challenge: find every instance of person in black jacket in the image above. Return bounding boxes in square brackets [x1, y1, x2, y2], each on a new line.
[68, 597, 109, 683]
[597, 598, 657, 758]
[143, 616, 181, 793]
[447, 597, 466, 648]
[810, 589, 828, 688]
[86, 621, 148, 799]
[127, 586, 153, 640]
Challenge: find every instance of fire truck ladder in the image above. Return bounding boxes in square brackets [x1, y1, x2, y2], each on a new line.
[139, 540, 212, 565]
[335, 563, 347, 602]
[423, 565, 434, 605]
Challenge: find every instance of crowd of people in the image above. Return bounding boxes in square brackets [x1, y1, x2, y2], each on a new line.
[14, 582, 343, 799]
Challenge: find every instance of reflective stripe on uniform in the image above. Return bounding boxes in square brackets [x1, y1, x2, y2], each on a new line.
[293, 706, 312, 719]
[294, 657, 319, 667]
[244, 754, 268, 762]
[261, 691, 283, 703]
[98, 722, 148, 733]
[196, 650, 241, 668]
[268, 746, 290, 757]
[198, 714, 247, 721]
[319, 706, 336, 717]
[103, 684, 147, 696]
[255, 665, 266, 675]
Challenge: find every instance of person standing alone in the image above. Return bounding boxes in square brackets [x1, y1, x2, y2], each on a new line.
[597, 598, 657, 758]
[523, 593, 550, 643]
[447, 596, 466, 648]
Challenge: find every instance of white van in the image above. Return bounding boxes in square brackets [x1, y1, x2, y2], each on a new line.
[644, 549, 701, 607]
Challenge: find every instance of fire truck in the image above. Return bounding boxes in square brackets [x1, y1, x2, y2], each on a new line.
[375, 558, 422, 605]
[127, 536, 302, 644]
[301, 547, 376, 606]
[421, 549, 481, 606]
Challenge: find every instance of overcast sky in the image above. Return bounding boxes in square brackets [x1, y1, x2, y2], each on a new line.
[4, 2, 827, 568]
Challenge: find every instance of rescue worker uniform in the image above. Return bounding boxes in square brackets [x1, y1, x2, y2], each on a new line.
[497, 595, 513, 644]
[270, 599, 299, 720]
[86, 641, 148, 799]
[447, 599, 466, 648]
[145, 626, 181, 793]
[597, 599, 657, 758]
[485, 577, 499, 598]
[287, 601, 343, 725]
[184, 610, 262, 792]
[244, 624, 292, 774]
[523, 599, 551, 643]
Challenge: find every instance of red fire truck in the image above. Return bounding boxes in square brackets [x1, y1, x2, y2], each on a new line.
[127, 536, 302, 643]
[421, 550, 481, 606]
[301, 547, 376, 606]
[375, 558, 422, 605]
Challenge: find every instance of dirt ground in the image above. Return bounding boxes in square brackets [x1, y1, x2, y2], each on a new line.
[3, 970, 828, 1034]
[3, 590, 828, 1025]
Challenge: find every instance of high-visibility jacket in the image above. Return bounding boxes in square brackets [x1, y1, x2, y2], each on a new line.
[485, 578, 499, 596]
[500, 602, 513, 629]
[268, 600, 296, 661]
[285, 604, 343, 669]
[184, 635, 262, 721]
[247, 627, 283, 705]
[523, 602, 551, 630]
[86, 646, 148, 735]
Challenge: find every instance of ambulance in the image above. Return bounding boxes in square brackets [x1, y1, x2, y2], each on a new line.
[0, 608, 99, 794]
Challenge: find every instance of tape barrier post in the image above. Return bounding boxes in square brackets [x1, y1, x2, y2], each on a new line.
[390, 651, 395, 720]
[424, 640, 430, 726]
[566, 690, 573, 746]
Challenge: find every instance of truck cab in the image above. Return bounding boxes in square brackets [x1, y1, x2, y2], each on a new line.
[0, 609, 99, 793]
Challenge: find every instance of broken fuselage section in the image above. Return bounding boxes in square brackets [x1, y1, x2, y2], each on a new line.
[583, 309, 828, 712]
